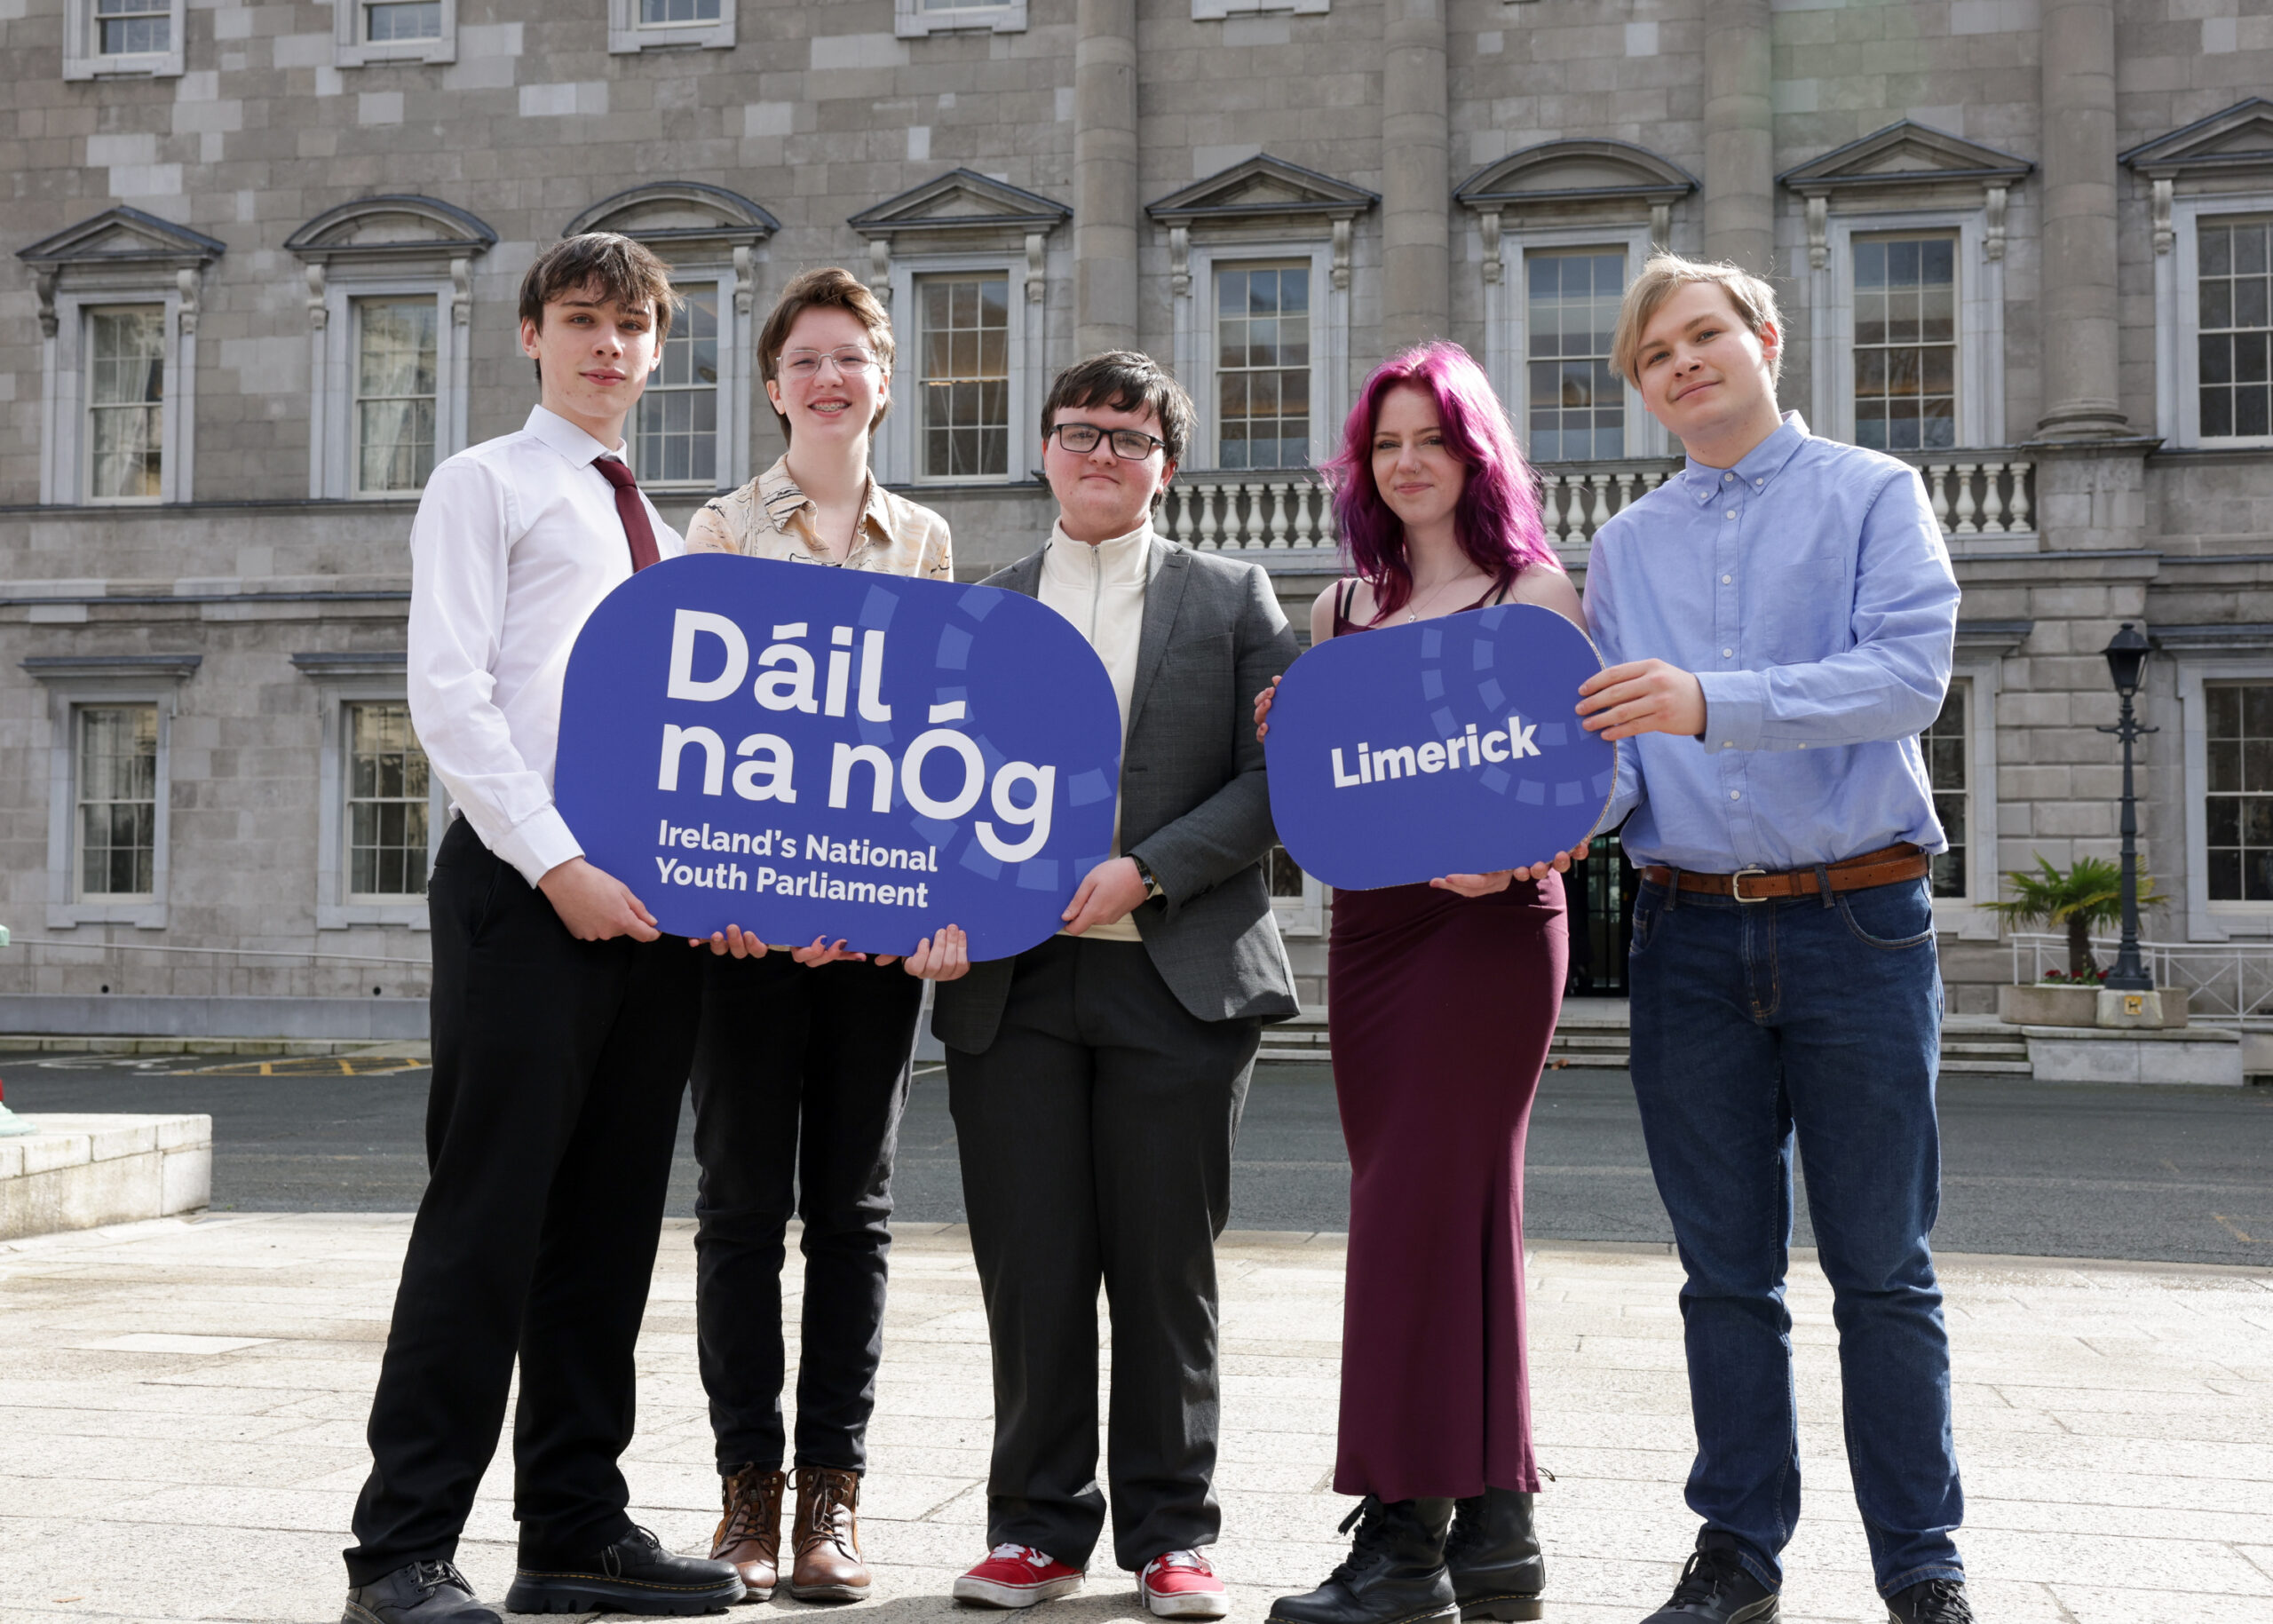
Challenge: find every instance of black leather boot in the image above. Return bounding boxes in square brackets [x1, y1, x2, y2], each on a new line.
[1268, 1496, 1459, 1624]
[505, 1525, 744, 1615]
[1444, 1488, 1544, 1621]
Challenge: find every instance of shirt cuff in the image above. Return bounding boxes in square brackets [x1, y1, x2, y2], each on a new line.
[1696, 669, 1769, 755]
[492, 805, 585, 891]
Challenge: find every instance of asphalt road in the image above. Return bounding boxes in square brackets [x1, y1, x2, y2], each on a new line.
[6, 1054, 2271, 1265]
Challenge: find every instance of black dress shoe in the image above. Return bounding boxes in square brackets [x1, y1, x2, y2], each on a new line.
[1886, 1579, 1973, 1623]
[504, 1525, 746, 1616]
[1445, 1488, 1544, 1621]
[1269, 1496, 1460, 1624]
[342, 1559, 502, 1624]
[1641, 1542, 1778, 1623]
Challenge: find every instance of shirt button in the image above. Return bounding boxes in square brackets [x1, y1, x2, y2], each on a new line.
[1729, 790, 1741, 801]
[1722, 574, 1732, 584]
[1722, 741, 1734, 749]
[1754, 478, 1764, 487]
[1723, 648, 1733, 658]
[1724, 510, 1737, 519]
[1723, 472, 1733, 482]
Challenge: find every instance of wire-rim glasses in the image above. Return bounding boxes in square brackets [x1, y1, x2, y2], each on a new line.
[780, 347, 879, 380]
[1049, 422, 1167, 461]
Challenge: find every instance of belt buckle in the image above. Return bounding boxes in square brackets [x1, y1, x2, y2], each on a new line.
[1728, 866, 1770, 902]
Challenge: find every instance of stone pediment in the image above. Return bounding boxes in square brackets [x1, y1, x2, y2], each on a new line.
[2121, 99, 2273, 185]
[16, 206, 226, 273]
[848, 170, 1071, 243]
[1145, 154, 1378, 228]
[1779, 121, 2032, 199]
[1454, 139, 1697, 210]
[564, 183, 780, 257]
[284, 195, 498, 266]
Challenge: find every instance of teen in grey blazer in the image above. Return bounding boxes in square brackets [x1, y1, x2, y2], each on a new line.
[938, 353, 1298, 1619]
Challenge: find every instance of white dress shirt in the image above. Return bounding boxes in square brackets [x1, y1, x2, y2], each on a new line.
[1036, 516, 1152, 942]
[408, 404, 684, 887]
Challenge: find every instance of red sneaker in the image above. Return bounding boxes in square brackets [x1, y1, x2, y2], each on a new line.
[952, 1544, 1085, 1609]
[1138, 1550, 1228, 1620]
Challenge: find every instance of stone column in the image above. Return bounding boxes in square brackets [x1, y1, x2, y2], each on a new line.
[1073, 0, 1138, 357]
[1381, 0, 1450, 352]
[1702, 0, 1773, 273]
[2035, 0, 2127, 438]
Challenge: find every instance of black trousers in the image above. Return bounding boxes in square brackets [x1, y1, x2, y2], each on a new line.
[345, 818, 703, 1584]
[689, 951, 923, 1475]
[946, 935, 1260, 1573]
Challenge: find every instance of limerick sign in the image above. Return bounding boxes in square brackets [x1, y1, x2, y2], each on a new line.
[1263, 603, 1618, 891]
[554, 554, 1123, 959]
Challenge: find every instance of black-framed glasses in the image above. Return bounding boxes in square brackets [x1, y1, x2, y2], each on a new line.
[1049, 422, 1166, 461]
[780, 347, 879, 379]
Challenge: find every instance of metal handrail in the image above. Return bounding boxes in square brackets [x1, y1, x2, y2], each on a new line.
[2007, 931, 2273, 1026]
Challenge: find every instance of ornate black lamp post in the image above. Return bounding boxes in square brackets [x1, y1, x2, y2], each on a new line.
[2099, 622, 2156, 993]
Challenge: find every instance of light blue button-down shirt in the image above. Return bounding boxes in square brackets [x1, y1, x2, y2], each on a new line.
[1581, 412, 1960, 873]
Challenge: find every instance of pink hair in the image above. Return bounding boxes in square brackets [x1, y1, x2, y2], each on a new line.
[1324, 342, 1554, 623]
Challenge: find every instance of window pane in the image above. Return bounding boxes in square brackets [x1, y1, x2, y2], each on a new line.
[1523, 250, 1626, 463]
[96, 0, 170, 54]
[2198, 218, 2273, 442]
[366, 1, 441, 40]
[86, 306, 165, 501]
[346, 702, 432, 898]
[76, 705, 159, 898]
[642, 0, 720, 20]
[1214, 262, 1313, 471]
[1852, 234, 1958, 459]
[1920, 683, 1968, 899]
[916, 273, 1010, 480]
[634, 283, 719, 487]
[354, 297, 440, 495]
[2206, 682, 2273, 900]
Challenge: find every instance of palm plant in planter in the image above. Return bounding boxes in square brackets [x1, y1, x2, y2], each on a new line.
[1985, 856, 2165, 980]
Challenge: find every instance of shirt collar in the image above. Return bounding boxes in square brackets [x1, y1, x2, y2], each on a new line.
[1682, 410, 1810, 504]
[525, 403, 624, 468]
[1047, 516, 1154, 580]
[756, 453, 886, 545]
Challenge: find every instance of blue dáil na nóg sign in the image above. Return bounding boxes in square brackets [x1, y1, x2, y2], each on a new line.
[1264, 602, 1618, 891]
[554, 554, 1123, 959]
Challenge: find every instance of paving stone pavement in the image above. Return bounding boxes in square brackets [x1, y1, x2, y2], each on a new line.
[2, 1215, 2270, 1624]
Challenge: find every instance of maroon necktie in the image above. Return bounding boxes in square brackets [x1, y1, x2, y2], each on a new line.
[592, 456, 661, 573]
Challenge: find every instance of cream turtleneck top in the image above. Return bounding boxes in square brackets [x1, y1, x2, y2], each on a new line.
[1036, 516, 1153, 942]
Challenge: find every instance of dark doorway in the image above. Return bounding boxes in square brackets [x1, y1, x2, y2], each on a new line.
[1565, 828, 1636, 996]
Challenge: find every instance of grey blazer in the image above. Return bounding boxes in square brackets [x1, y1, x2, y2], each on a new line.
[931, 533, 1303, 1054]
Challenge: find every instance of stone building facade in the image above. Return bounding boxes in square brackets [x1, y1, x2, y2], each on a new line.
[3, 0, 2270, 1029]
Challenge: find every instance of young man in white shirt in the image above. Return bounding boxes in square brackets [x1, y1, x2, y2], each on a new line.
[341, 234, 743, 1624]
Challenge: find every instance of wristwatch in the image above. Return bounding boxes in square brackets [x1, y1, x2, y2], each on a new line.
[1129, 853, 1165, 901]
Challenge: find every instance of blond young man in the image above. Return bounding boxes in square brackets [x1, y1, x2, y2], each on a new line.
[1575, 257, 1969, 1624]
[677, 267, 964, 1605]
[344, 235, 742, 1624]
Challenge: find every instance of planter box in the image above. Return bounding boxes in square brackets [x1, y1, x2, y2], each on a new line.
[1998, 985, 2100, 1026]
[1998, 984, 2191, 1029]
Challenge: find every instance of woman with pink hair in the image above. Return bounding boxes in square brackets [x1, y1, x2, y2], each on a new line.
[1260, 343, 1583, 1624]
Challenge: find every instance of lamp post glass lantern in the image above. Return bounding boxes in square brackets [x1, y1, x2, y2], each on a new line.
[2099, 622, 2155, 992]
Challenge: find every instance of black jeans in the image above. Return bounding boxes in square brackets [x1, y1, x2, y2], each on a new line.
[345, 818, 703, 1584]
[946, 935, 1260, 1573]
[690, 950, 923, 1475]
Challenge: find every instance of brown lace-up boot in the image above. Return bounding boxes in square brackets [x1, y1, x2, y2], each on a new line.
[788, 1465, 871, 1603]
[709, 1465, 788, 1600]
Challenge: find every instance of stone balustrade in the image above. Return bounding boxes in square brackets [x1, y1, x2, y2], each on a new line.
[1171, 450, 2040, 558]
[1163, 473, 1336, 551]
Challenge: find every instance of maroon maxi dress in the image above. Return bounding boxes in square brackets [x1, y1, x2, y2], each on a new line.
[1325, 581, 1569, 1503]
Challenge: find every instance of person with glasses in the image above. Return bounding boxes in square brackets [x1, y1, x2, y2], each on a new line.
[681, 266, 962, 1607]
[934, 352, 1301, 1620]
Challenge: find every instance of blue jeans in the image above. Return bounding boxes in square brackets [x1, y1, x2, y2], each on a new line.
[1627, 874, 1965, 1597]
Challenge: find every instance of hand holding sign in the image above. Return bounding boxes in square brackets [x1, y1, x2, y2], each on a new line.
[555, 554, 1122, 959]
[1262, 602, 1616, 892]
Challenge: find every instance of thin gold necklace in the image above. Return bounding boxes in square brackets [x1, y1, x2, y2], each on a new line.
[1403, 569, 1480, 622]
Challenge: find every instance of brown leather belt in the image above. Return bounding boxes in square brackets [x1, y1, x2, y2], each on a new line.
[1641, 843, 1928, 902]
